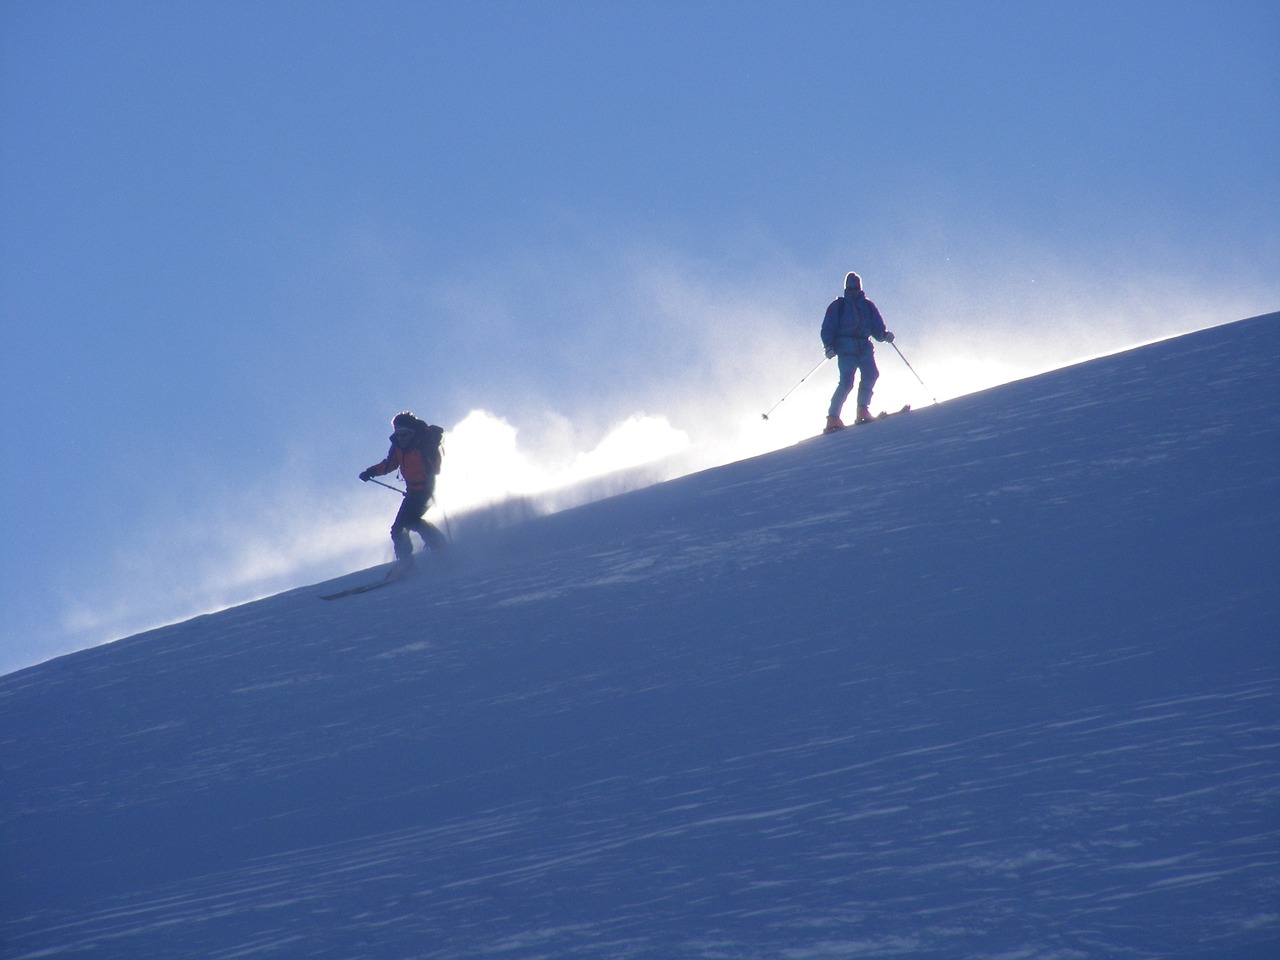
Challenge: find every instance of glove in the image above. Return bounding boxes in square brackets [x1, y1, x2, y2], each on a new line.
[824, 345, 836, 359]
[884, 331, 895, 343]
[359, 470, 372, 482]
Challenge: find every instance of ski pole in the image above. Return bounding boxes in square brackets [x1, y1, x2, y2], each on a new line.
[889, 341, 937, 405]
[762, 356, 831, 421]
[367, 477, 406, 496]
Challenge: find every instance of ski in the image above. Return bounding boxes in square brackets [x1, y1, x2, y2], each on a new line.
[319, 558, 420, 600]
[319, 579, 399, 600]
[863, 403, 911, 423]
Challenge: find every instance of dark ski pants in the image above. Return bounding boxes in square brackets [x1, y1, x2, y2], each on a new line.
[828, 345, 879, 419]
[391, 487, 446, 560]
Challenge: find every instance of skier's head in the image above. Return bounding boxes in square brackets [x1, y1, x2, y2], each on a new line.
[844, 272, 862, 294]
[391, 412, 418, 441]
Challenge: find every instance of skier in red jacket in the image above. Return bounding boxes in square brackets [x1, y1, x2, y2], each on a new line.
[360, 412, 446, 575]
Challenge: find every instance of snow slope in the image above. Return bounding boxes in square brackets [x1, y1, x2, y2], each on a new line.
[3, 314, 1278, 960]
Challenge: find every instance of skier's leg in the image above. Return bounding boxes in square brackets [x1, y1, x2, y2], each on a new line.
[396, 486, 442, 552]
[828, 353, 855, 420]
[416, 522, 447, 551]
[855, 352, 880, 408]
[390, 492, 427, 560]
[389, 523, 413, 561]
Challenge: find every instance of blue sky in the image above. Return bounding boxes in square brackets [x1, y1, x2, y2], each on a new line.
[2, 0, 1277, 674]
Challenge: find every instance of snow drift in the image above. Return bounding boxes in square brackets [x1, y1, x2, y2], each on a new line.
[3, 313, 1278, 959]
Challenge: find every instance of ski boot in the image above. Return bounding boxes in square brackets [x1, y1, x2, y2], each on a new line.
[823, 416, 845, 434]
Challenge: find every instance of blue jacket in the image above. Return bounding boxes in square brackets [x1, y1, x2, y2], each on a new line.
[821, 293, 887, 355]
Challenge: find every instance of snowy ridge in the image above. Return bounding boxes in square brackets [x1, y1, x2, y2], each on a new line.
[3, 313, 1279, 959]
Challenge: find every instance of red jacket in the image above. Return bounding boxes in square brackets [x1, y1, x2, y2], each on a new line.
[365, 435, 440, 492]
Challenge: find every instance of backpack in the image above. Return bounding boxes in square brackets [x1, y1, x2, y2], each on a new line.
[416, 420, 444, 475]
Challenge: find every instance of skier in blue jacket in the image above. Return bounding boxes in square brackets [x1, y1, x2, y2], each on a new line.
[820, 271, 895, 433]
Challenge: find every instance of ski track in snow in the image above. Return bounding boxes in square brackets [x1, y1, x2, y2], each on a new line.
[3, 315, 1279, 959]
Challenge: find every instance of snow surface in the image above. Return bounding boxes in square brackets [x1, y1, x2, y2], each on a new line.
[3, 314, 1279, 959]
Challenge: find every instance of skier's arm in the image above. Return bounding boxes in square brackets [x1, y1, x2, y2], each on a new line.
[820, 301, 839, 355]
[867, 301, 890, 341]
[359, 447, 400, 481]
